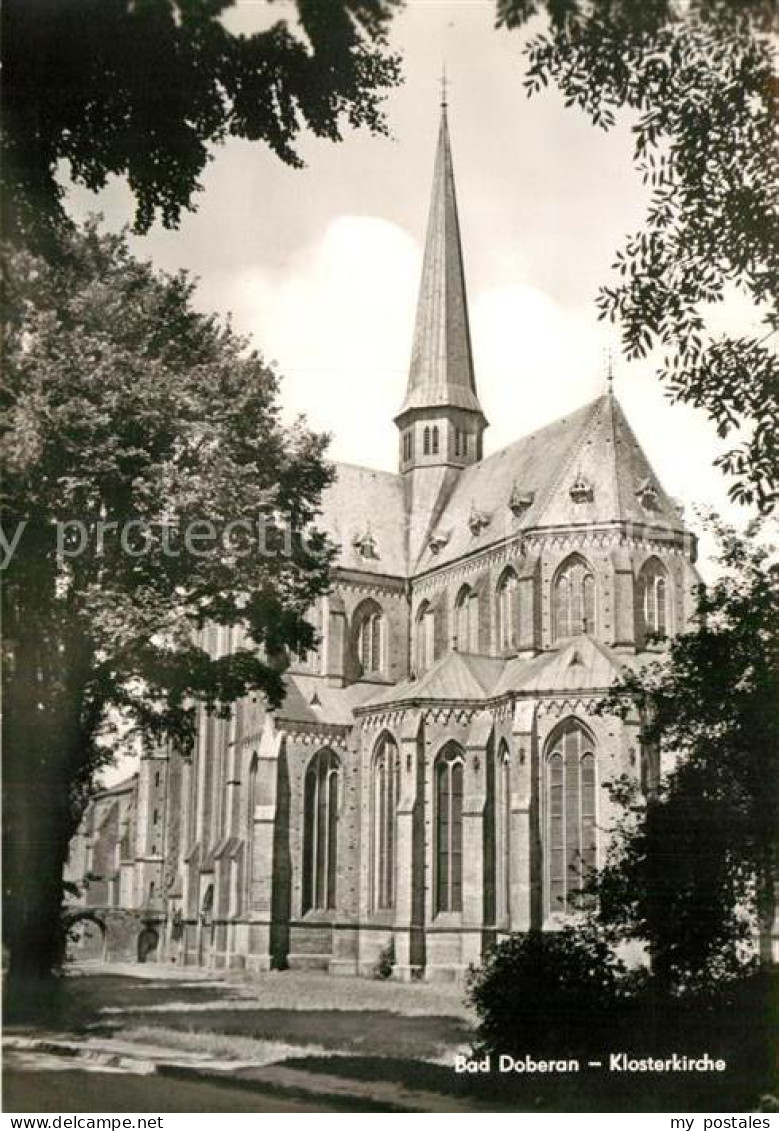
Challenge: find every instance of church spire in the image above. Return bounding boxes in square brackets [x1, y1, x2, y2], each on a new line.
[396, 101, 486, 429]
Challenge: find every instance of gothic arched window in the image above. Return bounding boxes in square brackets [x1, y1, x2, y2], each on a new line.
[495, 740, 511, 922]
[545, 720, 596, 915]
[423, 426, 431, 455]
[372, 732, 400, 911]
[553, 555, 596, 640]
[435, 743, 464, 914]
[496, 568, 519, 652]
[454, 584, 478, 652]
[431, 425, 440, 455]
[302, 748, 340, 913]
[354, 599, 385, 675]
[415, 600, 435, 673]
[455, 429, 461, 457]
[639, 558, 668, 639]
[245, 752, 258, 911]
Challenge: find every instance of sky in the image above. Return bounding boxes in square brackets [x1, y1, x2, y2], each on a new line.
[65, 0, 761, 573]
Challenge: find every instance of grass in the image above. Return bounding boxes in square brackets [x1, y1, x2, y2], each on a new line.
[121, 1024, 332, 1066]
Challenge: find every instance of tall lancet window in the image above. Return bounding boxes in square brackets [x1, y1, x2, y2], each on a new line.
[435, 743, 464, 914]
[423, 427, 431, 455]
[302, 748, 340, 913]
[354, 599, 385, 675]
[454, 584, 479, 652]
[372, 733, 400, 911]
[415, 600, 435, 672]
[495, 740, 511, 922]
[431, 425, 440, 455]
[496, 568, 519, 652]
[545, 720, 597, 915]
[639, 558, 668, 639]
[553, 555, 596, 639]
[244, 752, 259, 911]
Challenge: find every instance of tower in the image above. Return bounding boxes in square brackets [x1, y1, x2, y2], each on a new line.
[396, 97, 488, 566]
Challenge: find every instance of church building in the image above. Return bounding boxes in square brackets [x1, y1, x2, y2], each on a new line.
[66, 102, 700, 979]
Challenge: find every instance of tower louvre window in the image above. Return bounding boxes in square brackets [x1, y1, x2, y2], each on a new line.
[423, 427, 431, 455]
[431, 425, 440, 455]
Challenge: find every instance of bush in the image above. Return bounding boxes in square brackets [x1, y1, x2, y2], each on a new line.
[466, 925, 637, 1061]
[373, 938, 395, 980]
[466, 926, 776, 1109]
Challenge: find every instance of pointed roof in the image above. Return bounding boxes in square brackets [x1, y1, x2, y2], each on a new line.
[359, 651, 504, 710]
[413, 392, 687, 572]
[396, 106, 485, 422]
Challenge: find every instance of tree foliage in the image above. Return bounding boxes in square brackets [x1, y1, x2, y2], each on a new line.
[496, 0, 778, 510]
[1, 221, 335, 1000]
[3, 0, 402, 241]
[593, 514, 779, 985]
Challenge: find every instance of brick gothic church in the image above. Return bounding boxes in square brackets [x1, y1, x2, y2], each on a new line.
[67, 103, 700, 978]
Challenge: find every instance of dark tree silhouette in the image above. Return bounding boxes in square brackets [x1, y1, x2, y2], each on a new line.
[2, 222, 335, 1012]
[3, 0, 402, 242]
[496, 0, 778, 510]
[594, 515, 779, 982]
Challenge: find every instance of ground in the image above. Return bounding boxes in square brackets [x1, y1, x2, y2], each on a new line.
[4, 963, 775, 1113]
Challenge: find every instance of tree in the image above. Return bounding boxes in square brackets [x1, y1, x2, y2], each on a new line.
[496, 0, 778, 511]
[1, 220, 335, 1012]
[594, 515, 779, 984]
[2, 0, 402, 243]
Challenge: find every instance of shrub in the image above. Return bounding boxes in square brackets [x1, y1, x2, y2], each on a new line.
[373, 938, 395, 980]
[466, 925, 638, 1061]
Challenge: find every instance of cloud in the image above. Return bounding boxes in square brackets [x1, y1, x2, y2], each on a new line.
[198, 216, 420, 469]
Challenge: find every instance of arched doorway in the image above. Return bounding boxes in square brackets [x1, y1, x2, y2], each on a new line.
[137, 923, 159, 963]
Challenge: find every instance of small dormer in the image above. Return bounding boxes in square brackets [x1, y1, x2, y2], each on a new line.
[508, 482, 534, 516]
[636, 477, 659, 512]
[467, 503, 491, 537]
[569, 473, 594, 504]
[352, 525, 379, 560]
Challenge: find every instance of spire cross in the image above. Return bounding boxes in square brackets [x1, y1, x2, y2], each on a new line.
[606, 346, 614, 394]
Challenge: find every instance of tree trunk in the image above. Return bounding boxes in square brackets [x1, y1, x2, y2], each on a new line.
[2, 593, 91, 1022]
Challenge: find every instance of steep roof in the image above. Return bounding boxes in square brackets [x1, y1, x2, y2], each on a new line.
[414, 392, 685, 573]
[318, 462, 407, 577]
[277, 673, 381, 727]
[493, 635, 630, 697]
[359, 651, 505, 710]
[396, 106, 485, 422]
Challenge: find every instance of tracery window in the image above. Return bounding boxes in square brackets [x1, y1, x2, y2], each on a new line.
[435, 743, 464, 914]
[302, 748, 340, 913]
[372, 733, 400, 911]
[639, 558, 668, 638]
[415, 600, 435, 672]
[554, 555, 596, 639]
[545, 720, 596, 915]
[454, 584, 479, 652]
[354, 599, 385, 675]
[495, 740, 511, 921]
[496, 568, 519, 652]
